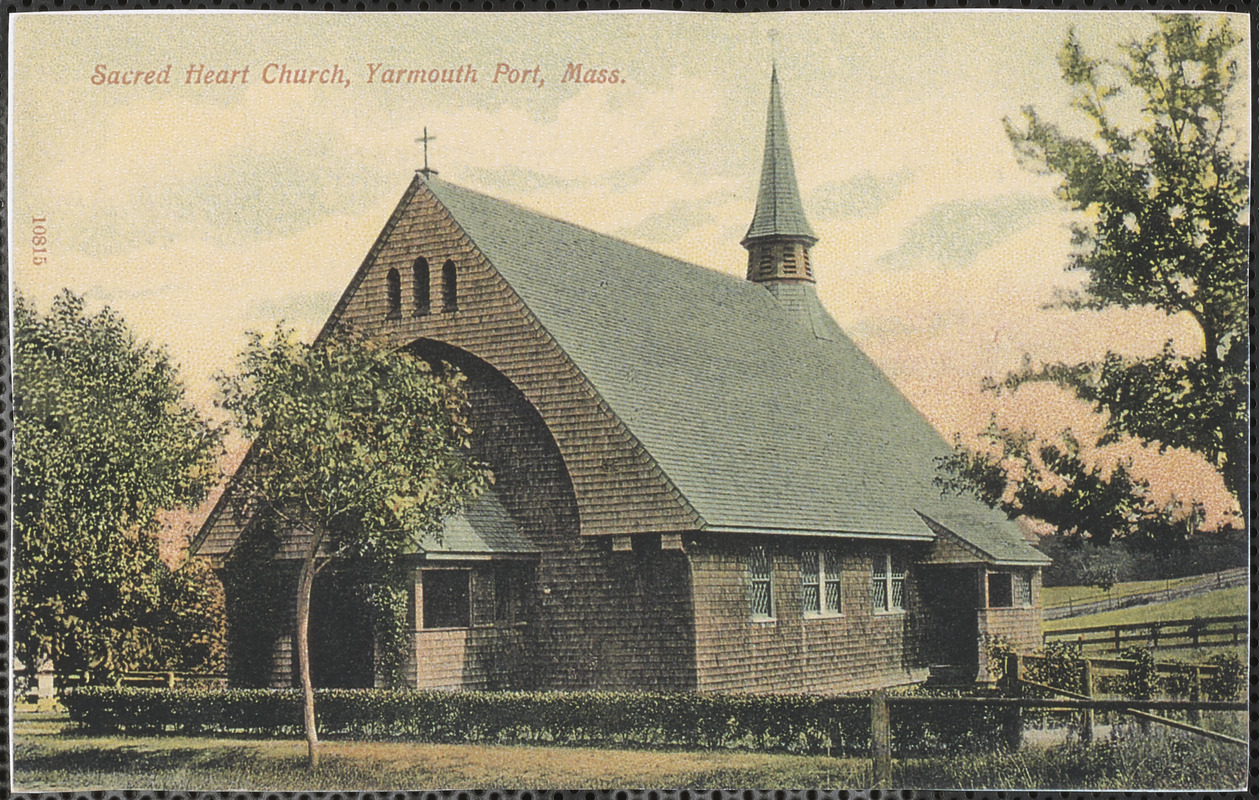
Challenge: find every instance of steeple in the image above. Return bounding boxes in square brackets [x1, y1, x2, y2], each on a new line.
[742, 66, 817, 285]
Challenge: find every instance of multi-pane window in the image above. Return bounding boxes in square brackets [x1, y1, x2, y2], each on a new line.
[749, 546, 774, 619]
[1019, 572, 1033, 607]
[872, 553, 907, 612]
[801, 549, 842, 616]
[825, 551, 843, 613]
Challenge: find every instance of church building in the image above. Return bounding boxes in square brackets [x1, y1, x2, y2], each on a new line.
[192, 69, 1049, 694]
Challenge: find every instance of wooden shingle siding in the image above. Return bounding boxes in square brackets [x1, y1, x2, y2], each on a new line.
[432, 344, 696, 691]
[978, 570, 1043, 657]
[919, 529, 987, 565]
[689, 539, 929, 694]
[333, 179, 700, 539]
[407, 627, 529, 691]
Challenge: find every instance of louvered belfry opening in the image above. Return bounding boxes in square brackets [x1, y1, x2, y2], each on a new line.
[742, 66, 818, 286]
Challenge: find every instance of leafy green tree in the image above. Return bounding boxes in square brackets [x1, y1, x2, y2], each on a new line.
[939, 16, 1247, 546]
[216, 326, 489, 769]
[145, 550, 229, 674]
[14, 290, 224, 682]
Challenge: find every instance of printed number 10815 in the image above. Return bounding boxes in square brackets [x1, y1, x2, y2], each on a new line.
[32, 217, 48, 266]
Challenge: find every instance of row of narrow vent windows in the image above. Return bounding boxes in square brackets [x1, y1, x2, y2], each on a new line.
[751, 245, 812, 280]
[386, 257, 457, 319]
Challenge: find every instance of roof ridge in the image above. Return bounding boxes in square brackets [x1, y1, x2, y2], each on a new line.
[426, 176, 763, 295]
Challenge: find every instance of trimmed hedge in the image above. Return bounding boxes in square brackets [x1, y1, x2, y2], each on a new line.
[63, 687, 1005, 756]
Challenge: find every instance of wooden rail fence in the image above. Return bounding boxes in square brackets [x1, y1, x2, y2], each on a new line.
[19, 669, 228, 699]
[1043, 568, 1248, 620]
[1043, 614, 1245, 652]
[867, 651, 1244, 786]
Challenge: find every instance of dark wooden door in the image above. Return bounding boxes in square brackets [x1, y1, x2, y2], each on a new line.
[920, 566, 980, 672]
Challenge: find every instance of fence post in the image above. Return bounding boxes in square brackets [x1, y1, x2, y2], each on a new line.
[165, 671, 176, 689]
[1190, 618, 1201, 647]
[1002, 652, 1021, 696]
[1002, 653, 1022, 751]
[1079, 659, 1094, 744]
[1113, 627, 1121, 652]
[870, 690, 891, 788]
[1150, 622, 1160, 650]
[36, 665, 56, 702]
[1188, 667, 1202, 725]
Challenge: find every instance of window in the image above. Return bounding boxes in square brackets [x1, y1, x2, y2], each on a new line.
[422, 569, 470, 628]
[413, 257, 430, 314]
[749, 546, 773, 619]
[1019, 572, 1033, 607]
[442, 259, 457, 311]
[987, 571, 1014, 608]
[385, 268, 402, 318]
[872, 553, 907, 612]
[801, 549, 842, 616]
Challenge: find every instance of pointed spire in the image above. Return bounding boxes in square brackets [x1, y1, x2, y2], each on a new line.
[743, 65, 817, 247]
[742, 66, 817, 285]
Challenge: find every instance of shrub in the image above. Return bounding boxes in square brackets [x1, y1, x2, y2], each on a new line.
[1110, 647, 1159, 700]
[61, 686, 1007, 757]
[1023, 641, 1086, 694]
[1159, 659, 1196, 700]
[1202, 652, 1244, 701]
[983, 634, 1017, 684]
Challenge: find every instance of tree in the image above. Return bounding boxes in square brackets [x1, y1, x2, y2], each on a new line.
[216, 326, 489, 769]
[938, 16, 1247, 546]
[13, 290, 224, 682]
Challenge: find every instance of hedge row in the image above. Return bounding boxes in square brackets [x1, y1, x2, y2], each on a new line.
[63, 687, 1007, 756]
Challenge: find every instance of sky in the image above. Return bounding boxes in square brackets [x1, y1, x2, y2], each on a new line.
[9, 10, 1248, 528]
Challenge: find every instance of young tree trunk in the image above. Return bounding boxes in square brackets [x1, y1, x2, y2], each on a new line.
[296, 532, 323, 770]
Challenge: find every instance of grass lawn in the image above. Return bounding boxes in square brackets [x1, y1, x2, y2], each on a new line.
[1043, 586, 1246, 632]
[1042, 573, 1231, 609]
[13, 713, 1246, 790]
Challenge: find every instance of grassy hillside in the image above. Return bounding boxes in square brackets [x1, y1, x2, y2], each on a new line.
[1043, 586, 1246, 631]
[1042, 572, 1238, 609]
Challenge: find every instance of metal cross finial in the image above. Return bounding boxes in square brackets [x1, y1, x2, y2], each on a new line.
[416, 127, 439, 176]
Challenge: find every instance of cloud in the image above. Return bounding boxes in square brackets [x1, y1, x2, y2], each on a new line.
[614, 193, 731, 243]
[807, 169, 914, 221]
[877, 193, 1055, 271]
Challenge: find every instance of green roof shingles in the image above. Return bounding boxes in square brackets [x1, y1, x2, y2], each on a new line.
[425, 178, 1047, 566]
[411, 488, 538, 556]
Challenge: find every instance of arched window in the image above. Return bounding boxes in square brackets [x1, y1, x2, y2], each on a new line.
[442, 260, 458, 311]
[385, 268, 401, 319]
[413, 257, 430, 314]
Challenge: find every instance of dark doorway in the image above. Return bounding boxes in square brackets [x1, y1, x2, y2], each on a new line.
[308, 570, 376, 688]
[919, 566, 981, 675]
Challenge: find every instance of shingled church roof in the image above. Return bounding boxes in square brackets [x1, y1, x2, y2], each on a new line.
[421, 177, 1047, 565]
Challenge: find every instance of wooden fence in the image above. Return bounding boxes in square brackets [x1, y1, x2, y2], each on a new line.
[1043, 614, 1245, 652]
[18, 669, 227, 700]
[866, 651, 1245, 786]
[1043, 568, 1248, 620]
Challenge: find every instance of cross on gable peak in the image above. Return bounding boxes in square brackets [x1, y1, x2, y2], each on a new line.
[416, 126, 439, 176]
